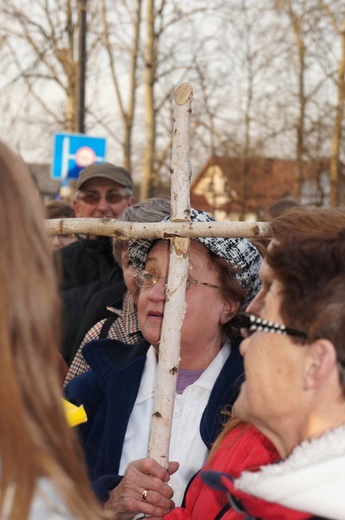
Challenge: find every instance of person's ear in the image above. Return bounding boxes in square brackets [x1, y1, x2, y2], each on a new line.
[303, 339, 337, 390]
[219, 300, 240, 325]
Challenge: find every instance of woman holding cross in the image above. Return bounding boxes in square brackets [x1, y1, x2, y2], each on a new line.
[65, 209, 261, 519]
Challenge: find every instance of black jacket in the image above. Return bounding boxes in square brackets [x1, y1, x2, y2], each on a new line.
[65, 337, 244, 503]
[56, 235, 117, 291]
[56, 237, 125, 364]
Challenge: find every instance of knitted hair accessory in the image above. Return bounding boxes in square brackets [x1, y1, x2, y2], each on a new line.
[129, 208, 261, 304]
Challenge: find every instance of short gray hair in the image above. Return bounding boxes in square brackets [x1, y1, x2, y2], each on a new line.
[113, 198, 171, 266]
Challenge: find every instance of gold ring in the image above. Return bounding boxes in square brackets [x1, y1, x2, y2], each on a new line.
[142, 489, 148, 502]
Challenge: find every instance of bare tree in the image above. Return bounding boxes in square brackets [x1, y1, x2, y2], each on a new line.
[319, 1, 345, 207]
[1, 0, 345, 207]
[270, 0, 342, 205]
[209, 0, 289, 218]
[100, 0, 142, 174]
[1, 0, 79, 131]
[277, 0, 308, 201]
[141, 0, 157, 200]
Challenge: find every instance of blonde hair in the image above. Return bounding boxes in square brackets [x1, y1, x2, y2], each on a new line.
[0, 142, 108, 519]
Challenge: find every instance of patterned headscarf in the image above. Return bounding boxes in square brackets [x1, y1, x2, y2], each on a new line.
[129, 208, 261, 304]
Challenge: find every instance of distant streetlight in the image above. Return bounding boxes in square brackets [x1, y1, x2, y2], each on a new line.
[77, 0, 87, 133]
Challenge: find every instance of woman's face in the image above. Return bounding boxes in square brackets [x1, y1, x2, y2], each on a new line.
[137, 240, 234, 367]
[234, 276, 308, 453]
[246, 239, 276, 316]
[121, 245, 139, 305]
[49, 234, 77, 252]
[246, 256, 273, 316]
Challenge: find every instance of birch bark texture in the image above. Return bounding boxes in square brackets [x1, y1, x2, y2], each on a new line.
[147, 82, 193, 467]
[45, 219, 270, 239]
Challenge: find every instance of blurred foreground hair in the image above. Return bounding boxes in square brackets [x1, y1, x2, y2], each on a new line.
[0, 142, 108, 519]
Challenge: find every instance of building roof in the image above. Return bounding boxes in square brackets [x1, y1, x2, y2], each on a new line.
[191, 155, 332, 216]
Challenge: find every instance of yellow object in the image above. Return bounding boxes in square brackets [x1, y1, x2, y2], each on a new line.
[62, 398, 87, 427]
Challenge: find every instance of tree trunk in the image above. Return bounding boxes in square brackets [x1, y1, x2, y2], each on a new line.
[66, 0, 78, 132]
[148, 82, 193, 468]
[287, 2, 305, 202]
[330, 20, 345, 207]
[141, 0, 156, 200]
[101, 0, 142, 173]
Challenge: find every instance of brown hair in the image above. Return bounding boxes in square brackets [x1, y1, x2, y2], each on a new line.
[252, 199, 300, 257]
[207, 251, 247, 342]
[45, 199, 75, 219]
[262, 199, 300, 221]
[0, 142, 108, 519]
[267, 228, 345, 392]
[270, 205, 345, 241]
[254, 205, 345, 258]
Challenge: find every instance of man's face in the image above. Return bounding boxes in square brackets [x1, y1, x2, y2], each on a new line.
[73, 177, 134, 218]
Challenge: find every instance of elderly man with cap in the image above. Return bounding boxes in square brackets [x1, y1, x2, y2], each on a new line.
[72, 162, 134, 221]
[57, 162, 135, 365]
[65, 208, 261, 518]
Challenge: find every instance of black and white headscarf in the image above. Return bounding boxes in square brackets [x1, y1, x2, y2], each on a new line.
[129, 208, 261, 304]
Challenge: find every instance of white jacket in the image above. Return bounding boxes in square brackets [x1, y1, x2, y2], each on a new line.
[2, 478, 76, 519]
[235, 424, 345, 520]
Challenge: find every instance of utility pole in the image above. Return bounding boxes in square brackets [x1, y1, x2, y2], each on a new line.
[77, 0, 87, 133]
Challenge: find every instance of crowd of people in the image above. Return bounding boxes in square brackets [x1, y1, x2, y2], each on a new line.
[2, 137, 345, 520]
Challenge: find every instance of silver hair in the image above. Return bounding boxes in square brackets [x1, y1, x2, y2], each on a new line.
[112, 198, 171, 266]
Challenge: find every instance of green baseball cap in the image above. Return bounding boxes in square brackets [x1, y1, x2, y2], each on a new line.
[75, 162, 133, 190]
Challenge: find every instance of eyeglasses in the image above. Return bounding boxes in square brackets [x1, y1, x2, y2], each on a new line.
[134, 269, 220, 290]
[78, 191, 129, 205]
[239, 312, 308, 340]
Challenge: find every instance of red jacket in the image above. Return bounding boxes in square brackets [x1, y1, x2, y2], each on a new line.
[164, 423, 280, 520]
[200, 469, 320, 520]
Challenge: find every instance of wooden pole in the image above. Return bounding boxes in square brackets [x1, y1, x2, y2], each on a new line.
[44, 219, 271, 239]
[147, 83, 193, 467]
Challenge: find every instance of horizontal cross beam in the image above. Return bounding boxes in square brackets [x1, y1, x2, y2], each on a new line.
[44, 218, 271, 239]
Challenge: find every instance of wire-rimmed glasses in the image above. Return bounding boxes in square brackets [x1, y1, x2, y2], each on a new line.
[134, 269, 220, 290]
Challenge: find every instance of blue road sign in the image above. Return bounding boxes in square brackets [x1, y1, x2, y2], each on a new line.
[51, 133, 107, 182]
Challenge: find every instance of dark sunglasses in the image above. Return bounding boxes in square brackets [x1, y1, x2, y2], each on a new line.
[238, 312, 308, 340]
[79, 191, 129, 205]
